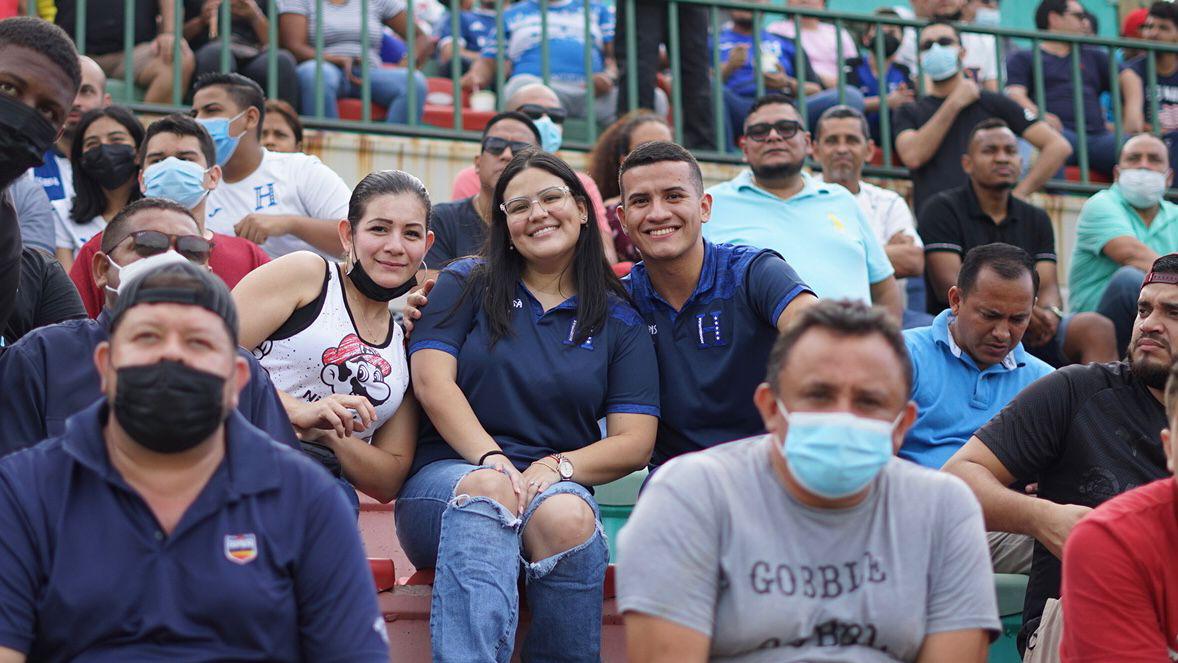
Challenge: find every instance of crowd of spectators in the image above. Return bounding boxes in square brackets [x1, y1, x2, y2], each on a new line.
[7, 0, 1178, 661]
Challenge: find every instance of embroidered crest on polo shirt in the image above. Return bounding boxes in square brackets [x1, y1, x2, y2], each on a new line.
[563, 319, 594, 350]
[827, 213, 847, 235]
[224, 533, 258, 564]
[696, 311, 726, 348]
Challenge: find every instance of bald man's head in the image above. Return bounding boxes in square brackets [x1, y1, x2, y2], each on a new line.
[65, 55, 109, 140]
[507, 83, 563, 112]
[1118, 133, 1171, 174]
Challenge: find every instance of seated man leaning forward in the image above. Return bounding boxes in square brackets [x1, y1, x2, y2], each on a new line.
[0, 261, 387, 662]
[943, 253, 1178, 652]
[618, 299, 999, 663]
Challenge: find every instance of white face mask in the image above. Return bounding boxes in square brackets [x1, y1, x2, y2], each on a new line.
[104, 250, 191, 296]
[1118, 168, 1168, 209]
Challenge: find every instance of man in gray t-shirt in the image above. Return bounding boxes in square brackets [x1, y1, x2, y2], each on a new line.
[617, 300, 999, 662]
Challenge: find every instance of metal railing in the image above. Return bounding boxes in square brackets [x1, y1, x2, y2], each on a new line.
[39, 0, 1178, 195]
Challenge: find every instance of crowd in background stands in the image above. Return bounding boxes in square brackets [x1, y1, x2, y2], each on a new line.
[4, 0, 1178, 661]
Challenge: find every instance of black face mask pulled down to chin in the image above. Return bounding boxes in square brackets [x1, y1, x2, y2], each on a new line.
[113, 360, 229, 454]
[0, 92, 57, 188]
[347, 250, 416, 302]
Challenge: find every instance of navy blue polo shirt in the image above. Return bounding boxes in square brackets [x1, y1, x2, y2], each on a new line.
[845, 57, 912, 142]
[626, 241, 811, 466]
[407, 258, 660, 474]
[0, 311, 297, 457]
[0, 401, 388, 662]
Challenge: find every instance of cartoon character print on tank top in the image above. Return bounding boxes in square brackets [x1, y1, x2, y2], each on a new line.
[254, 259, 408, 442]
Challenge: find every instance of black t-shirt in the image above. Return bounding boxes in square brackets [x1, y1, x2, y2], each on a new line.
[55, 0, 159, 56]
[1, 248, 86, 346]
[918, 183, 1058, 313]
[974, 361, 1168, 642]
[425, 197, 486, 270]
[893, 90, 1034, 215]
[184, 0, 268, 51]
[0, 189, 20, 344]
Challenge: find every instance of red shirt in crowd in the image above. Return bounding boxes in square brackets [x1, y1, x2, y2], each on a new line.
[1061, 477, 1178, 662]
[68, 231, 270, 318]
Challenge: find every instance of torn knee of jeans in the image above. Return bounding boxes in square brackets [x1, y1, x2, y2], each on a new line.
[447, 493, 521, 528]
[522, 522, 606, 580]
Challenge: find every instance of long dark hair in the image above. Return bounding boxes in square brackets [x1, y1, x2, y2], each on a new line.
[461, 149, 628, 345]
[70, 106, 144, 223]
[588, 110, 669, 202]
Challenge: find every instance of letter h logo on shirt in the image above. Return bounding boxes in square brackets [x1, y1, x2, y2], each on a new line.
[254, 182, 277, 210]
[696, 311, 726, 348]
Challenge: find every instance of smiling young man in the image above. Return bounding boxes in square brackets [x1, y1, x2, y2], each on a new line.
[618, 140, 816, 466]
[703, 94, 902, 320]
[943, 253, 1178, 652]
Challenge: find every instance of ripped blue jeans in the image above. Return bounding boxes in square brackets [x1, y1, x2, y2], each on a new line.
[395, 458, 608, 663]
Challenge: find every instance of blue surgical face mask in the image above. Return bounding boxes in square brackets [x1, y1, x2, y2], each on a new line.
[776, 400, 899, 499]
[196, 110, 248, 166]
[142, 157, 210, 210]
[533, 114, 563, 152]
[973, 7, 1001, 27]
[920, 43, 962, 82]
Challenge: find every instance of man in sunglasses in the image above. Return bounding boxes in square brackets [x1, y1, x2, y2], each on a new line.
[0, 197, 297, 457]
[703, 94, 904, 321]
[422, 111, 541, 284]
[449, 83, 618, 263]
[68, 114, 271, 318]
[893, 21, 1071, 215]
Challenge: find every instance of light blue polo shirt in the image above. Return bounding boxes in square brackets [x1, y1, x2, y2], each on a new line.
[704, 170, 893, 303]
[900, 310, 1053, 469]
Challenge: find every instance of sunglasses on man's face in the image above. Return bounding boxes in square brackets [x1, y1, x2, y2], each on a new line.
[920, 36, 959, 51]
[516, 103, 567, 125]
[744, 119, 803, 142]
[122, 230, 215, 263]
[482, 136, 533, 156]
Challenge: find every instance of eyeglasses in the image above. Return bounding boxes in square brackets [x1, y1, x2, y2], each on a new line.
[500, 185, 572, 218]
[919, 36, 959, 51]
[121, 230, 215, 263]
[516, 103, 567, 125]
[744, 119, 803, 142]
[482, 136, 534, 157]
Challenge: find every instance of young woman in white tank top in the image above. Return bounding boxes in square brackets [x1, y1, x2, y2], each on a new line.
[232, 170, 433, 504]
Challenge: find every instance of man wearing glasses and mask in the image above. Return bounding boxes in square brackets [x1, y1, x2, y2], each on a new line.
[0, 198, 296, 456]
[893, 21, 1070, 215]
[704, 94, 904, 321]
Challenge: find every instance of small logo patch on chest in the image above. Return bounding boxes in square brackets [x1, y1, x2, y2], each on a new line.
[225, 533, 258, 565]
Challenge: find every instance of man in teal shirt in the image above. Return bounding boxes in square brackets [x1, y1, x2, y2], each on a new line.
[1070, 133, 1178, 354]
[703, 93, 903, 319]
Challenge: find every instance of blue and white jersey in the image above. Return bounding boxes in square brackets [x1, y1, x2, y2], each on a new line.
[482, 0, 614, 81]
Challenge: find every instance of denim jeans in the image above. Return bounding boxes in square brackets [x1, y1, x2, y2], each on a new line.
[723, 86, 865, 152]
[296, 59, 427, 124]
[395, 459, 608, 663]
[1096, 265, 1146, 357]
[1018, 128, 1119, 179]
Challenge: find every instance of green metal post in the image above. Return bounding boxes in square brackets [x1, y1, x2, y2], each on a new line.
[1032, 39, 1047, 117]
[835, 18, 845, 106]
[540, 0, 549, 86]
[1070, 44, 1088, 183]
[75, 0, 86, 55]
[625, 0, 637, 114]
[710, 5, 725, 153]
[669, 1, 684, 146]
[875, 21, 892, 167]
[25, 0, 35, 17]
[583, 0, 596, 142]
[173, 0, 184, 106]
[752, 11, 764, 99]
[220, 0, 231, 72]
[1148, 48, 1161, 136]
[314, 0, 325, 118]
[406, 0, 417, 125]
[495, 0, 506, 111]
[1110, 45, 1122, 150]
[451, 0, 463, 131]
[792, 12, 805, 125]
[360, 0, 371, 122]
[994, 34, 1004, 90]
[123, 0, 134, 102]
[266, 0, 278, 100]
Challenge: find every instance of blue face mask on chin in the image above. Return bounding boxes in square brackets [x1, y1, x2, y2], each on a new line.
[776, 400, 900, 499]
[142, 157, 210, 210]
[196, 110, 248, 166]
[532, 115, 563, 152]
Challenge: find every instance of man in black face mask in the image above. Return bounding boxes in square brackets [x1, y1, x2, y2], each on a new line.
[0, 17, 82, 343]
[0, 260, 390, 662]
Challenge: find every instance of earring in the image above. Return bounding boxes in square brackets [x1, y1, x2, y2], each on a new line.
[509, 243, 515, 251]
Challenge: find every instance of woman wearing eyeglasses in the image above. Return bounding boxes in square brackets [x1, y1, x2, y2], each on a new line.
[397, 149, 659, 661]
[231, 170, 433, 513]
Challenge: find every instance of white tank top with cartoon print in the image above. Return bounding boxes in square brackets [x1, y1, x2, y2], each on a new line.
[253, 258, 407, 442]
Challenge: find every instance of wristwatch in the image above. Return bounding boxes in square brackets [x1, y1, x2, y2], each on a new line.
[550, 454, 574, 481]
[1047, 305, 1065, 320]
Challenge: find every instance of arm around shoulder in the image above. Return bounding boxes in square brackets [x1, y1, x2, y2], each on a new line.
[231, 251, 327, 351]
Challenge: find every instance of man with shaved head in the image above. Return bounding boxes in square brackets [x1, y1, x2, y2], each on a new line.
[1070, 133, 1178, 354]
